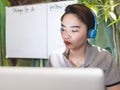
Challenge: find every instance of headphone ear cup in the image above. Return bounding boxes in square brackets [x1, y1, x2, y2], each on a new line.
[89, 29, 97, 39]
[89, 10, 98, 39]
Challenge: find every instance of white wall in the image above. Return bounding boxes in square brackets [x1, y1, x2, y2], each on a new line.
[6, 0, 77, 59]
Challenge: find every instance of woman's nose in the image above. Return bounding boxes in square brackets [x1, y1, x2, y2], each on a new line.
[64, 31, 71, 39]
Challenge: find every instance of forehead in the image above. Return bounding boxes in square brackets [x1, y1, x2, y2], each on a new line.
[62, 13, 80, 22]
[61, 14, 86, 28]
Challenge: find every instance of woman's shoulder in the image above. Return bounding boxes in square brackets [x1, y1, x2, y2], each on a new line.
[49, 47, 66, 57]
[88, 43, 111, 55]
[47, 47, 67, 67]
[88, 43, 114, 65]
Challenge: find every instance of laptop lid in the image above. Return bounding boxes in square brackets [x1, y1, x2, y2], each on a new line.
[0, 67, 105, 90]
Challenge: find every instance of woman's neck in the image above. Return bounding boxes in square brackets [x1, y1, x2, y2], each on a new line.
[69, 43, 86, 57]
[68, 44, 87, 67]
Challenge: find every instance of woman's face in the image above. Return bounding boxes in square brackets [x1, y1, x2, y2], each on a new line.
[61, 14, 88, 50]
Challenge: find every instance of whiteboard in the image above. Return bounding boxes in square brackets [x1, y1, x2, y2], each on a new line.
[6, 0, 77, 59]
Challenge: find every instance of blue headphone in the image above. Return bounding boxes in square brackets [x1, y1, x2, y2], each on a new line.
[88, 10, 98, 39]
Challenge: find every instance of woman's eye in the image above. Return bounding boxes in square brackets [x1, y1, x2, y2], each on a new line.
[72, 30, 78, 32]
[61, 29, 65, 31]
[61, 28, 66, 31]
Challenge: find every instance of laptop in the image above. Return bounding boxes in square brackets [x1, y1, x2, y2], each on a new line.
[0, 67, 105, 90]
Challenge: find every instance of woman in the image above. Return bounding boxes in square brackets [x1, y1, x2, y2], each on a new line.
[46, 4, 120, 90]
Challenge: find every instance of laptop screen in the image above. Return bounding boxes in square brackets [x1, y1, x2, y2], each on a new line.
[0, 67, 105, 90]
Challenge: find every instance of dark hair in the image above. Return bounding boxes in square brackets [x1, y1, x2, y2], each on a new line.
[61, 4, 95, 35]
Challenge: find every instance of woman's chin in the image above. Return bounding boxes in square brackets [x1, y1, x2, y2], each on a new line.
[65, 46, 72, 50]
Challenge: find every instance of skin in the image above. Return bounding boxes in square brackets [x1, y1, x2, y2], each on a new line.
[107, 84, 120, 90]
[61, 13, 120, 90]
[61, 14, 87, 51]
[61, 13, 87, 67]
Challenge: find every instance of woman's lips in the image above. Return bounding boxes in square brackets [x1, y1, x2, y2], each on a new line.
[64, 41, 71, 45]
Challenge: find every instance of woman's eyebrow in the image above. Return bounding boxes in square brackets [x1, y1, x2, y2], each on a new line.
[61, 24, 80, 28]
[70, 26, 80, 28]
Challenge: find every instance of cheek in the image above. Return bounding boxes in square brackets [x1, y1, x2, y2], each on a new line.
[61, 32, 64, 39]
[72, 32, 87, 42]
[72, 35, 87, 48]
